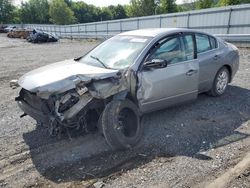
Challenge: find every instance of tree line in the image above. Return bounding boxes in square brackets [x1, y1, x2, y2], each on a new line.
[0, 0, 250, 25]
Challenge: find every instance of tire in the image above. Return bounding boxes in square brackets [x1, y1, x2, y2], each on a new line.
[101, 99, 142, 150]
[207, 66, 230, 97]
[97, 112, 104, 135]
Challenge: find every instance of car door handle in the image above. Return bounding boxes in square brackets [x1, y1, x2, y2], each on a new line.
[186, 69, 198, 76]
[213, 54, 219, 60]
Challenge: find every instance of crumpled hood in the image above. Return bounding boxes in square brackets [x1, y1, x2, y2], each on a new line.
[18, 59, 119, 96]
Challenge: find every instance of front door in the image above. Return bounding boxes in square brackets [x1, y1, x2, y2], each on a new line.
[137, 34, 199, 113]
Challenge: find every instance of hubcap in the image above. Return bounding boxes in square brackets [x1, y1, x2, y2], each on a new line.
[216, 70, 229, 94]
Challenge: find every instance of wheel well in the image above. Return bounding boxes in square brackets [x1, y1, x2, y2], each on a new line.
[223, 65, 232, 82]
[108, 91, 136, 105]
[126, 93, 137, 104]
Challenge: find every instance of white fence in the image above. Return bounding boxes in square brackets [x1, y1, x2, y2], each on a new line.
[20, 4, 250, 39]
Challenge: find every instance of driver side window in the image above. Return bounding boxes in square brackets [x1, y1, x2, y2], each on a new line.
[149, 36, 186, 65]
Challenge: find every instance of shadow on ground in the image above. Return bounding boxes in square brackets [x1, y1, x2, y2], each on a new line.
[23, 85, 250, 183]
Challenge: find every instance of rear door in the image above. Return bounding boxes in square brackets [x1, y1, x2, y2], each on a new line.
[195, 33, 220, 92]
[137, 33, 199, 113]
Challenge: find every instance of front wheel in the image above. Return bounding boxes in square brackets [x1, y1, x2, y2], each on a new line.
[208, 67, 230, 97]
[101, 99, 142, 150]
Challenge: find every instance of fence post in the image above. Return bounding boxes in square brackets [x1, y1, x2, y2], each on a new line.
[64, 26, 66, 38]
[85, 24, 87, 38]
[78, 24, 80, 39]
[59, 25, 61, 38]
[120, 20, 122, 32]
[137, 18, 139, 29]
[159, 16, 162, 28]
[107, 22, 109, 38]
[70, 26, 73, 39]
[187, 13, 190, 28]
[227, 8, 233, 34]
[95, 23, 97, 39]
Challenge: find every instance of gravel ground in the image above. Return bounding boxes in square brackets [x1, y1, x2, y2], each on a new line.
[0, 34, 249, 188]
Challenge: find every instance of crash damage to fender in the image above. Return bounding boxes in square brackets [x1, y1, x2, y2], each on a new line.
[15, 59, 129, 135]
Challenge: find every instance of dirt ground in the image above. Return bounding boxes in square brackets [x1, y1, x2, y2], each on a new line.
[0, 34, 250, 188]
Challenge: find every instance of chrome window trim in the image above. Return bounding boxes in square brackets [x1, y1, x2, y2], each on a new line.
[166, 58, 198, 67]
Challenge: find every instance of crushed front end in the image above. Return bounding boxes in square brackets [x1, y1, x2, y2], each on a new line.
[15, 74, 128, 137]
[16, 86, 104, 135]
[13, 58, 130, 136]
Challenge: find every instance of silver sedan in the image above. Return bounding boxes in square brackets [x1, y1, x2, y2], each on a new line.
[14, 28, 239, 150]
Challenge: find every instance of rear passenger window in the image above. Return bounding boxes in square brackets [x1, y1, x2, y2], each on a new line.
[195, 34, 211, 53]
[183, 35, 194, 60]
[210, 36, 218, 49]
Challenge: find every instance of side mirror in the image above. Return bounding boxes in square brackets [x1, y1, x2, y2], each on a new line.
[144, 59, 168, 69]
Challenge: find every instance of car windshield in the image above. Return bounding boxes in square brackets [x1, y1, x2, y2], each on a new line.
[79, 35, 151, 69]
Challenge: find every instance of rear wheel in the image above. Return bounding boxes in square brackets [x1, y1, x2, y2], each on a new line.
[208, 67, 230, 97]
[101, 99, 142, 150]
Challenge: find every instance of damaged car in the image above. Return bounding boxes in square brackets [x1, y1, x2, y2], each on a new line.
[13, 28, 239, 150]
[27, 29, 58, 43]
[7, 28, 32, 39]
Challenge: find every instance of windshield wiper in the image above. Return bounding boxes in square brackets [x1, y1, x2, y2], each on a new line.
[90, 55, 110, 69]
[74, 56, 83, 61]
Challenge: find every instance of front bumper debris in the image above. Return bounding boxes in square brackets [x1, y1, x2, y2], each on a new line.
[10, 80, 19, 89]
[17, 100, 50, 124]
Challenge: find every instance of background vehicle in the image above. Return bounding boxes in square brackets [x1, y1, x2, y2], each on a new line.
[0, 25, 7, 33]
[14, 28, 239, 150]
[4, 25, 17, 33]
[27, 29, 59, 43]
[7, 28, 32, 39]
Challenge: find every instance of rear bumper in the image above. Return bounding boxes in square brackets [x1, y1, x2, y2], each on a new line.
[17, 100, 50, 124]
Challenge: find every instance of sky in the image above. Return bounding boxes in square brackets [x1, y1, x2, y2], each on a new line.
[14, 0, 184, 7]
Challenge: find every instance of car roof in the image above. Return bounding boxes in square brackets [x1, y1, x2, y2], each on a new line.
[118, 28, 209, 37]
